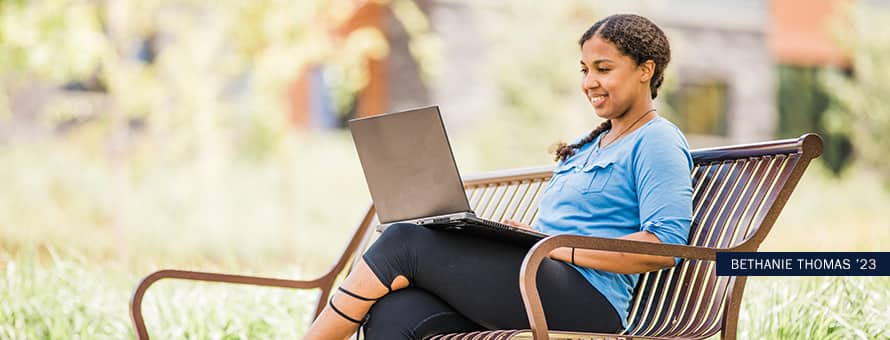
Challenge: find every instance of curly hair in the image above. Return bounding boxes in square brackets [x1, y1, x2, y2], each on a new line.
[554, 14, 670, 162]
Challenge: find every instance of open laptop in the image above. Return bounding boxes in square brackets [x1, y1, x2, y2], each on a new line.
[348, 105, 547, 245]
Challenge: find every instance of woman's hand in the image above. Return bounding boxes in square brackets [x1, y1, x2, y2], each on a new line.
[502, 218, 532, 230]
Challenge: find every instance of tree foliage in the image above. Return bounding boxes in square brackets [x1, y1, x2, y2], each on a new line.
[821, 3, 890, 188]
[776, 65, 853, 175]
[0, 0, 396, 159]
[0, 0, 434, 262]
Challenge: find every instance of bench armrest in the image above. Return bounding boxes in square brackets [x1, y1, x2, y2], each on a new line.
[518, 235, 720, 340]
[130, 269, 337, 340]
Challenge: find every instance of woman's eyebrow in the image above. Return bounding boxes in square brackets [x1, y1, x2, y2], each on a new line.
[580, 59, 613, 67]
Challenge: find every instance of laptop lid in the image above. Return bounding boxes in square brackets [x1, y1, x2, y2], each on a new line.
[348, 106, 473, 223]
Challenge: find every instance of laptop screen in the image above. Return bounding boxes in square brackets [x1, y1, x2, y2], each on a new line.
[348, 106, 473, 223]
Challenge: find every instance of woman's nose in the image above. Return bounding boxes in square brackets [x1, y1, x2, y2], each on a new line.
[582, 73, 599, 90]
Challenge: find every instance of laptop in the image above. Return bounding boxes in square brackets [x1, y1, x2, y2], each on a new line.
[348, 105, 547, 245]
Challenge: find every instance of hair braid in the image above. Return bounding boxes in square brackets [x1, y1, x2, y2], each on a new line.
[552, 120, 612, 162]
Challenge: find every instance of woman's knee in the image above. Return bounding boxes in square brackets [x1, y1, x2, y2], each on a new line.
[376, 223, 430, 245]
[362, 223, 428, 289]
[367, 223, 438, 257]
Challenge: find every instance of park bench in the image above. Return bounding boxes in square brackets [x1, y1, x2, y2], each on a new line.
[131, 133, 823, 340]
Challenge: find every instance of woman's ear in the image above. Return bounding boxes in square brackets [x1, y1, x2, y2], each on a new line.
[640, 60, 656, 83]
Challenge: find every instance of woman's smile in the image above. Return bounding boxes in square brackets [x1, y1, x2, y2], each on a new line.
[588, 93, 608, 108]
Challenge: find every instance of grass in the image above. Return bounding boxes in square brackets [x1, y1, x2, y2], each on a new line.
[3, 251, 887, 339]
[0, 133, 361, 338]
[1, 132, 889, 339]
[740, 277, 890, 339]
[0, 132, 370, 275]
[0, 247, 316, 339]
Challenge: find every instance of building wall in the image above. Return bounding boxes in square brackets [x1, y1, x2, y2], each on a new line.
[769, 0, 850, 67]
[668, 25, 777, 144]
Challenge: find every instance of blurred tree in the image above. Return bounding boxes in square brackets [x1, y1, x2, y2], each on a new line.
[776, 65, 853, 175]
[0, 0, 394, 158]
[0, 0, 433, 256]
[821, 2, 890, 188]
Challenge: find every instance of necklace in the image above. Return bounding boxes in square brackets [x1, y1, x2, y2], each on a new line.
[599, 108, 657, 148]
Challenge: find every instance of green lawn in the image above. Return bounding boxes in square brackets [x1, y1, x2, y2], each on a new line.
[1, 248, 315, 339]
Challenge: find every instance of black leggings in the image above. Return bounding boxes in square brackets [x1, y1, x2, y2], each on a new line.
[359, 223, 622, 339]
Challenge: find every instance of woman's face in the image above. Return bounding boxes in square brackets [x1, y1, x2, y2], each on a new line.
[579, 35, 651, 120]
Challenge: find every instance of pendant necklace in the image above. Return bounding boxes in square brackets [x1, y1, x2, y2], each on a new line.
[598, 108, 657, 149]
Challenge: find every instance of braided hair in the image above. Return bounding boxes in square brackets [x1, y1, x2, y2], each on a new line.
[552, 120, 612, 162]
[553, 14, 671, 162]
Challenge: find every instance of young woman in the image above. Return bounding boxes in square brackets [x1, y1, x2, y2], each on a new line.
[305, 14, 693, 340]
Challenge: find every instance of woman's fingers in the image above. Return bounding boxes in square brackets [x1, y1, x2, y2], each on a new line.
[502, 219, 530, 229]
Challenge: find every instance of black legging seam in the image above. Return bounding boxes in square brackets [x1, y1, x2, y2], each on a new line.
[411, 311, 462, 337]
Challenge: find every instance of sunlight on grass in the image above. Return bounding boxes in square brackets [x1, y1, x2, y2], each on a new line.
[0, 132, 370, 275]
[740, 277, 890, 339]
[0, 247, 317, 339]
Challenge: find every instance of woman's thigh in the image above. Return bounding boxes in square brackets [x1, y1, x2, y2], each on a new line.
[362, 223, 622, 332]
[362, 287, 483, 340]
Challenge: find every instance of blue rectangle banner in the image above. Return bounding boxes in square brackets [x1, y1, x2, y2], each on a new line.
[716, 252, 890, 276]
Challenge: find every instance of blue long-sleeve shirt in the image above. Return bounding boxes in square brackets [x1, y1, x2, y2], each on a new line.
[533, 116, 693, 327]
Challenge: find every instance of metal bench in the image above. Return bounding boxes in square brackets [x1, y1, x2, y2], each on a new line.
[131, 133, 823, 340]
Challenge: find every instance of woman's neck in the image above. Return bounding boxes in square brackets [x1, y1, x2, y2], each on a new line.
[600, 106, 657, 148]
[610, 105, 656, 133]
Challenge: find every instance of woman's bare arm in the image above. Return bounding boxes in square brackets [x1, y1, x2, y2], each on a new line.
[548, 231, 676, 274]
[502, 219, 676, 274]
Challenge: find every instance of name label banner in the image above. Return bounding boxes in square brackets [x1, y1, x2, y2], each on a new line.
[716, 252, 890, 276]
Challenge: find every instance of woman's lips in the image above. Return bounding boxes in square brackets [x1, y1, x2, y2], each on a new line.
[590, 94, 607, 107]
